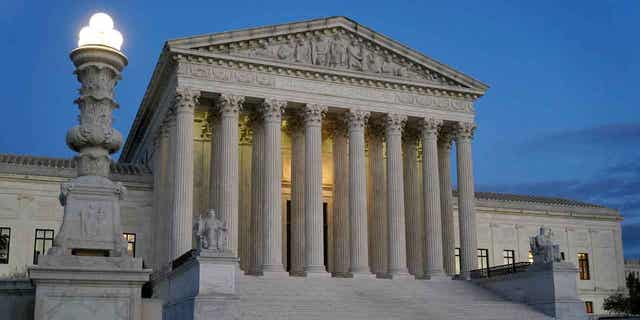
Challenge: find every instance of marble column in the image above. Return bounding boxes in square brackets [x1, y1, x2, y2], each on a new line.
[303, 103, 330, 277]
[367, 120, 387, 276]
[214, 94, 244, 256]
[331, 117, 350, 277]
[286, 113, 306, 276]
[247, 111, 264, 276]
[347, 110, 372, 277]
[456, 122, 478, 279]
[152, 121, 170, 270]
[163, 113, 177, 268]
[421, 118, 447, 279]
[437, 128, 456, 276]
[209, 110, 222, 213]
[239, 117, 252, 272]
[402, 125, 423, 278]
[385, 113, 411, 279]
[260, 98, 287, 276]
[169, 87, 199, 260]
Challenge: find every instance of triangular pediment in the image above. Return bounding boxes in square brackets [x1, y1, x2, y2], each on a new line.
[167, 17, 488, 92]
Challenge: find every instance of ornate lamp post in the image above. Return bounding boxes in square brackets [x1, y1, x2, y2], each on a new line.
[30, 13, 149, 320]
[44, 13, 129, 257]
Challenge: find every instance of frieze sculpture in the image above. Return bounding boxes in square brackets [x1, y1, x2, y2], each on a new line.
[213, 29, 462, 87]
[194, 209, 229, 252]
[529, 226, 562, 264]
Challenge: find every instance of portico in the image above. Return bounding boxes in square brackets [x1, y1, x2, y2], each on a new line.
[121, 17, 488, 280]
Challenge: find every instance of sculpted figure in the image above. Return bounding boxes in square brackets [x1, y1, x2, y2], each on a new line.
[381, 56, 397, 75]
[529, 226, 562, 264]
[347, 40, 364, 71]
[329, 34, 348, 68]
[365, 53, 382, 73]
[277, 39, 295, 61]
[294, 38, 312, 64]
[251, 42, 275, 59]
[312, 35, 330, 67]
[194, 209, 228, 252]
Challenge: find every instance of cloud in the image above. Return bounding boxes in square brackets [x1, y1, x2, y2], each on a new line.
[479, 156, 640, 259]
[521, 123, 640, 150]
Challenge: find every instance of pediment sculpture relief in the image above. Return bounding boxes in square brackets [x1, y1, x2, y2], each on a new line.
[206, 29, 465, 88]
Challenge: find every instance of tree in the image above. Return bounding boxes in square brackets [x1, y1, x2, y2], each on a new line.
[604, 272, 640, 315]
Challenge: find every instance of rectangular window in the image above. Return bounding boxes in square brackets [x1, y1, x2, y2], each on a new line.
[478, 248, 489, 269]
[454, 248, 460, 275]
[123, 233, 136, 257]
[578, 253, 590, 280]
[0, 227, 10, 264]
[585, 301, 593, 314]
[561, 252, 565, 261]
[503, 249, 515, 265]
[527, 250, 533, 263]
[33, 229, 54, 264]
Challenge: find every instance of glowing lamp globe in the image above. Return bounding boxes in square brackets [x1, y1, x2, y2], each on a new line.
[77, 13, 123, 51]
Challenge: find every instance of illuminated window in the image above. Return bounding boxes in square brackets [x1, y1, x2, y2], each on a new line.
[585, 301, 593, 314]
[503, 249, 515, 265]
[578, 253, 590, 280]
[561, 252, 565, 261]
[123, 233, 136, 257]
[33, 229, 54, 264]
[0, 227, 10, 264]
[527, 250, 533, 263]
[478, 249, 489, 269]
[454, 248, 460, 275]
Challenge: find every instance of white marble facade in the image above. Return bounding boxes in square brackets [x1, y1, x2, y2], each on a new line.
[0, 17, 627, 316]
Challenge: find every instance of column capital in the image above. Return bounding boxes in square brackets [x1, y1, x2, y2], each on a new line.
[215, 94, 245, 116]
[385, 113, 407, 135]
[455, 122, 476, 140]
[261, 98, 287, 123]
[438, 126, 455, 150]
[419, 118, 443, 137]
[402, 123, 421, 145]
[345, 109, 370, 132]
[174, 87, 200, 114]
[284, 111, 305, 135]
[366, 117, 386, 139]
[303, 103, 328, 126]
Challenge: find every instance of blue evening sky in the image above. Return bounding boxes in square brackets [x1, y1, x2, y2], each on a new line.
[1, 1, 639, 257]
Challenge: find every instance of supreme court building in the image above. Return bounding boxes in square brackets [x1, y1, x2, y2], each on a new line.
[0, 17, 626, 318]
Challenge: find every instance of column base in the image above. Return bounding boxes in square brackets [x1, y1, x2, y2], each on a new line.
[305, 266, 331, 278]
[424, 272, 452, 281]
[351, 272, 376, 279]
[260, 264, 289, 278]
[388, 269, 414, 280]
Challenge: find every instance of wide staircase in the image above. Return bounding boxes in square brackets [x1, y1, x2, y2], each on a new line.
[236, 275, 554, 320]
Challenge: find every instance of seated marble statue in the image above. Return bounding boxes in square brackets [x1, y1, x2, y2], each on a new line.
[194, 209, 228, 252]
[529, 226, 562, 264]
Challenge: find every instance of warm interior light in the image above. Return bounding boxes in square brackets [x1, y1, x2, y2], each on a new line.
[77, 12, 123, 51]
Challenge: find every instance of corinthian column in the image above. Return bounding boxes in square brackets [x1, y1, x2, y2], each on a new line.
[286, 112, 306, 276]
[346, 109, 373, 277]
[214, 94, 244, 256]
[260, 99, 287, 276]
[170, 87, 199, 260]
[385, 113, 411, 279]
[152, 122, 170, 270]
[456, 122, 478, 279]
[331, 117, 350, 277]
[420, 118, 447, 279]
[367, 120, 387, 276]
[438, 128, 456, 276]
[247, 110, 264, 276]
[303, 103, 330, 277]
[402, 125, 423, 278]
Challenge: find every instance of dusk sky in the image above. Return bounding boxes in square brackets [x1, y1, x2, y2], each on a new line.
[1, 1, 638, 257]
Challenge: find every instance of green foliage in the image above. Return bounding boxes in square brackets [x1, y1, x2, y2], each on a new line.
[604, 272, 640, 315]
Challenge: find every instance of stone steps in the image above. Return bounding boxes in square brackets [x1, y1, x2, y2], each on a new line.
[236, 275, 554, 320]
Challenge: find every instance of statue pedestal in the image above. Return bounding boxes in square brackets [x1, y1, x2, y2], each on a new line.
[153, 249, 240, 320]
[30, 255, 151, 320]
